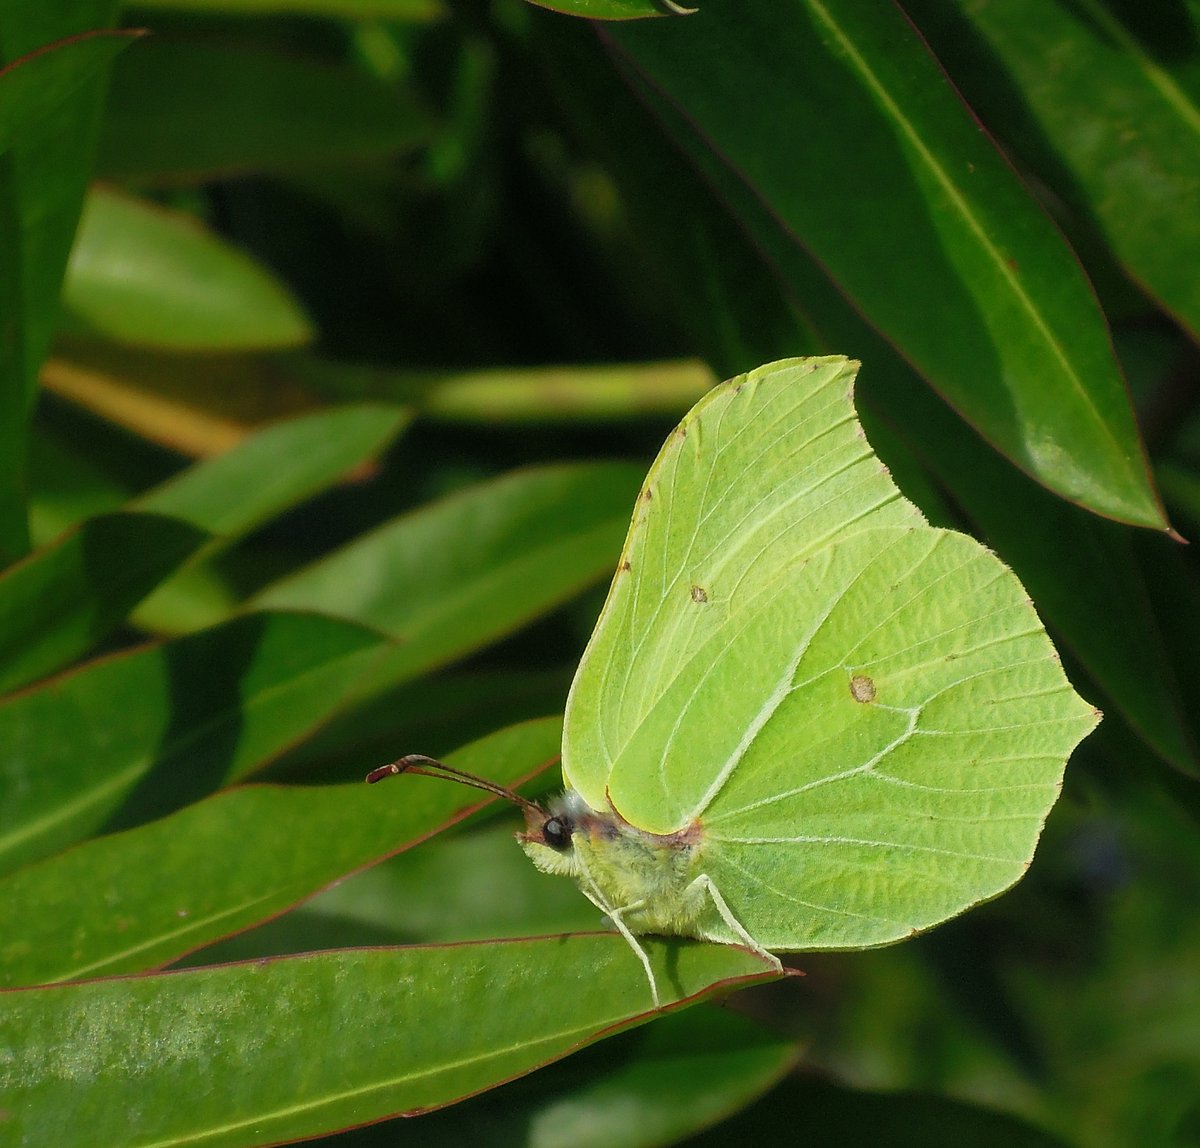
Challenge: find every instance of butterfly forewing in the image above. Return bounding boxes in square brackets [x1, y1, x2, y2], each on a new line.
[563, 357, 924, 819]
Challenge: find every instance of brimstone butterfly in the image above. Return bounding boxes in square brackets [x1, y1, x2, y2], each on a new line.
[369, 356, 1100, 1006]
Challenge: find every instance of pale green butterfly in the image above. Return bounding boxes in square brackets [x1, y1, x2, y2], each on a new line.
[370, 357, 1100, 1006]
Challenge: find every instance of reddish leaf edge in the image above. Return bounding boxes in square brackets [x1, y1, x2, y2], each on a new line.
[4, 727, 563, 987]
[0, 28, 148, 82]
[0, 606, 394, 707]
[596, 28, 1174, 535]
[0, 935, 790, 1148]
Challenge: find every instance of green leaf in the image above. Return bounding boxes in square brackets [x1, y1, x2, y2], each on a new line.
[531, 16, 819, 379]
[27, 430, 129, 543]
[536, 23, 1190, 775]
[0, 941, 782, 1147]
[267, 666, 571, 781]
[0, 29, 141, 154]
[96, 37, 430, 183]
[525, 0, 683, 20]
[298, 356, 717, 423]
[0, 611, 389, 874]
[61, 188, 313, 350]
[0, 2, 127, 560]
[133, 0, 444, 20]
[0, 511, 210, 696]
[267, 820, 602, 952]
[133, 402, 410, 535]
[908, 0, 1200, 344]
[605, 0, 1167, 528]
[0, 717, 561, 987]
[254, 461, 644, 701]
[370, 1007, 800, 1148]
[0, 403, 408, 694]
[684, 1075, 1069, 1147]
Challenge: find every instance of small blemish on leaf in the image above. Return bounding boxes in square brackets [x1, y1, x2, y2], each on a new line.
[849, 674, 876, 703]
[643, 488, 653, 502]
[619, 560, 632, 573]
[690, 585, 708, 603]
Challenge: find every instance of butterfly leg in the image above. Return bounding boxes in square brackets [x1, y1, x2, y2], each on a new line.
[689, 873, 783, 972]
[578, 884, 661, 1009]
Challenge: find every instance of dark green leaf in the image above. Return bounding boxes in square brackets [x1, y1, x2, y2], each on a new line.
[254, 461, 643, 701]
[606, 0, 1166, 528]
[96, 38, 431, 183]
[0, 611, 389, 874]
[909, 0, 1200, 343]
[28, 430, 129, 543]
[0, 717, 561, 987]
[0, 29, 140, 153]
[535, 18, 1197, 774]
[0, 511, 209, 696]
[0, 2, 126, 560]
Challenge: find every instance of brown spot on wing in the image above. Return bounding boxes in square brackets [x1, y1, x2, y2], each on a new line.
[849, 674, 876, 703]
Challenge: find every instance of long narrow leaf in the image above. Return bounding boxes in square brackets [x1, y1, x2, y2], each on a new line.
[0, 717, 561, 987]
[255, 461, 643, 705]
[0, 29, 140, 154]
[0, 611, 390, 874]
[96, 38, 430, 183]
[605, 0, 1166, 528]
[0, 2, 127, 559]
[534, 20, 1199, 774]
[0, 940, 783, 1148]
[0, 403, 409, 694]
[62, 188, 313, 351]
[908, 0, 1200, 344]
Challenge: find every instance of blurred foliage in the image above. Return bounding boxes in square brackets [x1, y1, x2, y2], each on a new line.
[1, 0, 1199, 1145]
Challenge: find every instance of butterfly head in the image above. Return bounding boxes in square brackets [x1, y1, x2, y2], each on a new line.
[518, 789, 598, 878]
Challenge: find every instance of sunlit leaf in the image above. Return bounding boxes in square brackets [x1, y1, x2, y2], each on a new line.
[0, 941, 782, 1147]
[909, 0, 1200, 344]
[0, 611, 390, 874]
[0, 718, 561, 987]
[0, 403, 408, 693]
[605, 0, 1166, 528]
[255, 462, 643, 701]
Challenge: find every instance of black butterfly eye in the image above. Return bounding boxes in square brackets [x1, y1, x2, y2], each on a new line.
[542, 816, 572, 851]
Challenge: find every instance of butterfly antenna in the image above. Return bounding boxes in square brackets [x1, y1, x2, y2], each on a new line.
[366, 754, 543, 814]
